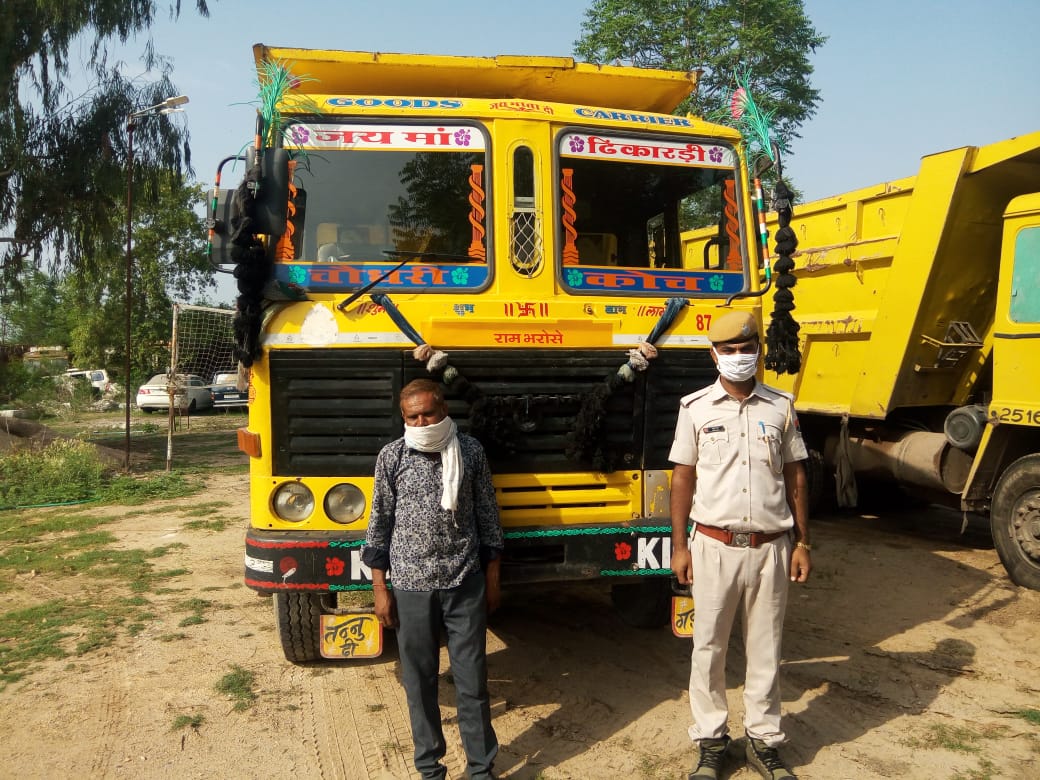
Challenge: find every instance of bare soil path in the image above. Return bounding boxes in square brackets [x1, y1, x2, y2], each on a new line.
[2, 468, 1038, 779]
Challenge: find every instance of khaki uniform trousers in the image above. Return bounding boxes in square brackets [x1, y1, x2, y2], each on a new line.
[688, 531, 791, 747]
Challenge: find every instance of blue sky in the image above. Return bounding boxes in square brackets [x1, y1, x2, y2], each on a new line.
[96, 0, 1040, 299]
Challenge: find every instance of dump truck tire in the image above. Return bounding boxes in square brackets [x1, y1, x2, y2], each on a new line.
[274, 592, 323, 663]
[990, 454, 1040, 591]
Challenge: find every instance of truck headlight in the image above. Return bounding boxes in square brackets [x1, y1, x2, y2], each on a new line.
[325, 483, 366, 524]
[272, 481, 314, 521]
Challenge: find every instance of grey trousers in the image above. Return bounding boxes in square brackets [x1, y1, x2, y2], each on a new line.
[394, 571, 498, 780]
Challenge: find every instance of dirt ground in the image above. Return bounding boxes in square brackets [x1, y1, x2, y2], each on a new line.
[2, 465, 1039, 779]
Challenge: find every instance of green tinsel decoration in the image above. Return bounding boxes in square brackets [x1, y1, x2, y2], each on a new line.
[255, 59, 319, 148]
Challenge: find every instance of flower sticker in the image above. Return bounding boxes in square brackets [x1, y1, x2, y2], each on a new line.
[566, 269, 584, 287]
[568, 136, 586, 153]
[708, 147, 724, 164]
[454, 128, 472, 147]
[289, 125, 310, 145]
[614, 542, 632, 561]
[451, 267, 470, 285]
[709, 274, 725, 292]
[288, 265, 308, 285]
[325, 557, 345, 576]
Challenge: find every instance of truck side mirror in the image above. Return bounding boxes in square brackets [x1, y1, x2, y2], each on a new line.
[206, 187, 235, 265]
[246, 147, 291, 236]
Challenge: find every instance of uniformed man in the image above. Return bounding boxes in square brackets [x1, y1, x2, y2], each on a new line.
[669, 310, 811, 780]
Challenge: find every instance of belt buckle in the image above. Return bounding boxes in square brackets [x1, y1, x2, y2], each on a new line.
[733, 532, 751, 548]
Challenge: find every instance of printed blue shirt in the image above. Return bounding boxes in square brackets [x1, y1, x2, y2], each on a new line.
[361, 433, 504, 591]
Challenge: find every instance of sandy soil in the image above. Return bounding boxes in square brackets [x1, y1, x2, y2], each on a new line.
[2, 471, 1039, 780]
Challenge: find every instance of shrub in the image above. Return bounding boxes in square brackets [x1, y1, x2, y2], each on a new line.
[0, 438, 105, 507]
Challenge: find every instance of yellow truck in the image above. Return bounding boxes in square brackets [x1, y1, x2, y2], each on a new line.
[746, 131, 1040, 590]
[209, 45, 776, 661]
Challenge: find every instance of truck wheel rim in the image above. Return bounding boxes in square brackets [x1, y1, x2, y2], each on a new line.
[1011, 488, 1040, 563]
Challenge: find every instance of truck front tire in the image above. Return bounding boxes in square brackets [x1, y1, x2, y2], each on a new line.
[274, 592, 324, 663]
[990, 454, 1040, 591]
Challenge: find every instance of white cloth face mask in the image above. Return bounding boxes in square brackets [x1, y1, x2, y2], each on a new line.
[403, 415, 461, 512]
[712, 348, 759, 382]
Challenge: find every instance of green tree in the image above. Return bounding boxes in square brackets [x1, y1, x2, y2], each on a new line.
[62, 175, 213, 384]
[0, 270, 70, 347]
[573, 0, 825, 151]
[0, 1, 211, 294]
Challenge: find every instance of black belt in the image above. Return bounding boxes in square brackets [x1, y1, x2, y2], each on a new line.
[695, 524, 787, 548]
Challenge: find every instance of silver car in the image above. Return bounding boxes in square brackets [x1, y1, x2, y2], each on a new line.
[136, 373, 214, 413]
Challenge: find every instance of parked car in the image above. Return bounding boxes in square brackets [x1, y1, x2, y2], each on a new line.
[136, 373, 213, 413]
[66, 368, 112, 395]
[54, 371, 98, 400]
[209, 371, 248, 410]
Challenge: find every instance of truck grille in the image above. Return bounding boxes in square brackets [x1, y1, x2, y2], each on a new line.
[270, 348, 715, 476]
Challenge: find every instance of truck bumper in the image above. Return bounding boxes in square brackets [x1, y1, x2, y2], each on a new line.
[244, 520, 675, 592]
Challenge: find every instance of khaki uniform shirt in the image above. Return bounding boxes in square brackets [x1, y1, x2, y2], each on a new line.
[668, 380, 808, 533]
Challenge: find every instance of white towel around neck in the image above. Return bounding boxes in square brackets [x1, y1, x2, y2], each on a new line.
[403, 415, 461, 511]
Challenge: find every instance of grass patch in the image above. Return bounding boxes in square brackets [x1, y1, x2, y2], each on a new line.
[0, 596, 160, 687]
[183, 518, 231, 532]
[0, 412, 234, 689]
[95, 471, 202, 505]
[1016, 709, 1040, 726]
[917, 722, 1006, 754]
[0, 439, 204, 509]
[181, 501, 230, 518]
[0, 502, 192, 687]
[216, 665, 257, 711]
[951, 758, 997, 780]
[171, 713, 204, 732]
[176, 597, 212, 628]
[0, 439, 104, 507]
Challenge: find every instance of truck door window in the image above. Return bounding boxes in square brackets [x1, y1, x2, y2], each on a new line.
[276, 122, 490, 293]
[556, 130, 746, 297]
[1010, 226, 1040, 322]
[511, 145, 540, 276]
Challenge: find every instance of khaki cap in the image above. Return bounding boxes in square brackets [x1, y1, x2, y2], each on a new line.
[709, 311, 758, 344]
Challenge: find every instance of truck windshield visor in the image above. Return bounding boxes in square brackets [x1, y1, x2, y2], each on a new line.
[277, 122, 490, 293]
[557, 130, 747, 297]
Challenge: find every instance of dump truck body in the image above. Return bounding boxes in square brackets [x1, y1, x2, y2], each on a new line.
[743, 131, 1040, 588]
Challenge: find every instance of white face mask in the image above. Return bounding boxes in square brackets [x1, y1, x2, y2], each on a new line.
[712, 348, 759, 382]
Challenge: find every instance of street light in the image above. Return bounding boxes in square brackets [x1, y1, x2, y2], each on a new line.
[124, 95, 189, 471]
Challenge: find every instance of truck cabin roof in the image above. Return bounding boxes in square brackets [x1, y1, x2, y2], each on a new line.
[253, 45, 699, 115]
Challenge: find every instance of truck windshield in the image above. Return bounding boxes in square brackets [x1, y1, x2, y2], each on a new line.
[557, 130, 746, 297]
[285, 122, 489, 266]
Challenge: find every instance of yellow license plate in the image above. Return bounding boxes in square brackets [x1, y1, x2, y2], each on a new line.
[671, 595, 695, 638]
[319, 613, 383, 659]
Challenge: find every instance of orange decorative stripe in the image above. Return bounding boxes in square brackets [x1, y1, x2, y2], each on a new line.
[561, 168, 580, 266]
[468, 164, 486, 260]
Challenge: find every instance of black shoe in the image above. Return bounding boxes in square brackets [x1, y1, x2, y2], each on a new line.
[745, 735, 797, 779]
[687, 735, 731, 780]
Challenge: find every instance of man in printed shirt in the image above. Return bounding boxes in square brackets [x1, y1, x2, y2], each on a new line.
[669, 311, 811, 780]
[362, 379, 503, 780]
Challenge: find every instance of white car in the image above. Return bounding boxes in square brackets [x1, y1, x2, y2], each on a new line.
[136, 373, 214, 413]
[65, 368, 112, 394]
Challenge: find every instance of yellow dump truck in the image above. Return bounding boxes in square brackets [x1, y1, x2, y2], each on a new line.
[752, 131, 1040, 590]
[209, 46, 775, 661]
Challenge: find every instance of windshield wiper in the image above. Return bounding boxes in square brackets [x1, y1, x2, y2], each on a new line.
[336, 250, 480, 311]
